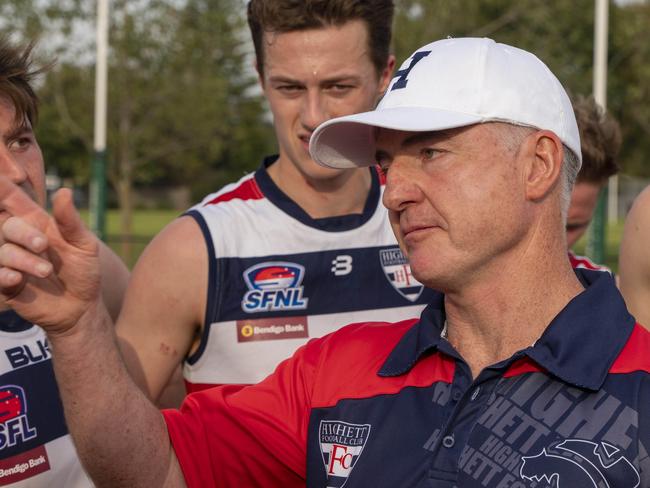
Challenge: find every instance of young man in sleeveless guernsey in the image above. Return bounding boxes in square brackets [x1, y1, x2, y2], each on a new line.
[566, 96, 621, 273]
[114, 0, 435, 404]
[0, 38, 129, 486]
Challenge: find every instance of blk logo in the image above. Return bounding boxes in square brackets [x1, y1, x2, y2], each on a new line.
[520, 439, 640, 487]
[5, 339, 50, 369]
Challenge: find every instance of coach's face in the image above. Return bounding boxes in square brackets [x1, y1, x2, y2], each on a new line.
[378, 124, 531, 292]
[259, 20, 393, 182]
[0, 97, 46, 245]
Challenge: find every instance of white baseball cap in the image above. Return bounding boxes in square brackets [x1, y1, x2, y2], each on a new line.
[310, 37, 581, 169]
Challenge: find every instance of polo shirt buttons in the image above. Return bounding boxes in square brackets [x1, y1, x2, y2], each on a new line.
[452, 389, 462, 401]
[471, 387, 481, 401]
[442, 435, 455, 448]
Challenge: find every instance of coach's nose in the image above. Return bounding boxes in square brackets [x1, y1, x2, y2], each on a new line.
[382, 157, 422, 214]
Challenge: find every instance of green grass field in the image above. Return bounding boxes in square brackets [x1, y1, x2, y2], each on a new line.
[81, 209, 626, 271]
[79, 209, 179, 268]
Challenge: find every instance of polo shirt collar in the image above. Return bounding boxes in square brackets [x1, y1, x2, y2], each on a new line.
[379, 269, 635, 391]
[527, 269, 635, 390]
[378, 292, 447, 377]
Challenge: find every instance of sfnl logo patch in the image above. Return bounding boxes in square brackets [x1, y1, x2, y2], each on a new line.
[320, 421, 371, 488]
[241, 262, 308, 313]
[379, 248, 423, 302]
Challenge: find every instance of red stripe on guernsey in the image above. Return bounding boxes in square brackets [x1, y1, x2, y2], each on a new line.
[502, 357, 547, 378]
[610, 324, 650, 374]
[204, 177, 263, 205]
[568, 252, 609, 271]
[375, 164, 387, 185]
[308, 320, 455, 409]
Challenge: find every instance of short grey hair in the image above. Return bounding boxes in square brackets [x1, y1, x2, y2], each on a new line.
[489, 122, 579, 221]
[559, 145, 581, 219]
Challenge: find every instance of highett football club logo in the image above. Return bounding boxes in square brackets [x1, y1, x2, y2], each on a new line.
[520, 439, 640, 487]
[319, 420, 370, 488]
[379, 248, 423, 302]
[241, 262, 309, 313]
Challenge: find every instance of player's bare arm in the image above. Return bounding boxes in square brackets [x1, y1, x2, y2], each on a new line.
[0, 177, 185, 487]
[619, 185, 650, 329]
[115, 215, 207, 402]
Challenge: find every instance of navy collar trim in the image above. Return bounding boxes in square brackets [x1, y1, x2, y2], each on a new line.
[254, 155, 381, 232]
[0, 310, 34, 332]
[526, 269, 635, 390]
[379, 269, 635, 391]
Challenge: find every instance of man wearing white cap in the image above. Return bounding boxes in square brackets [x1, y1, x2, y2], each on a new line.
[0, 38, 648, 488]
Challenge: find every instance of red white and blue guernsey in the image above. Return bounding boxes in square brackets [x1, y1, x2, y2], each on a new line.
[164, 269, 650, 487]
[0, 311, 91, 487]
[183, 156, 435, 390]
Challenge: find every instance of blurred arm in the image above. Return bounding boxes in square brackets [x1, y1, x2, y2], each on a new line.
[98, 240, 130, 321]
[115, 215, 206, 403]
[619, 186, 650, 328]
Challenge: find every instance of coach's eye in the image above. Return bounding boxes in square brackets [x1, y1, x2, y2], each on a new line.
[421, 148, 440, 160]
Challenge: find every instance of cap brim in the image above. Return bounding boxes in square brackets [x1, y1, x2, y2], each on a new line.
[310, 107, 484, 169]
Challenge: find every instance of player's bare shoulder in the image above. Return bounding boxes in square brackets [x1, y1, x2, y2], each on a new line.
[619, 185, 650, 329]
[114, 214, 208, 340]
[128, 215, 208, 322]
[620, 186, 650, 267]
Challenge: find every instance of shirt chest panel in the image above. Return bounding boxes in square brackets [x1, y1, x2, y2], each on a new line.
[306, 371, 644, 488]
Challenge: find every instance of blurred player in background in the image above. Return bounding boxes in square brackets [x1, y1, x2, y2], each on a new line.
[0, 36, 129, 487]
[566, 95, 621, 271]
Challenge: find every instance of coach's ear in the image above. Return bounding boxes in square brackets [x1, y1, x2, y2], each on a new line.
[523, 130, 564, 202]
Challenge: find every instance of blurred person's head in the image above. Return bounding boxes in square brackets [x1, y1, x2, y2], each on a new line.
[246, 0, 395, 182]
[566, 95, 622, 248]
[0, 37, 47, 214]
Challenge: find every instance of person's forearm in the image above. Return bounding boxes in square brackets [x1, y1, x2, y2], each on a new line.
[48, 300, 182, 487]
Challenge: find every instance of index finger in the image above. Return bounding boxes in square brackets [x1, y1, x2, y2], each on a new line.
[0, 176, 51, 232]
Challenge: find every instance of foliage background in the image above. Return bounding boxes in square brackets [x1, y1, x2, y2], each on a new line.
[0, 0, 648, 266]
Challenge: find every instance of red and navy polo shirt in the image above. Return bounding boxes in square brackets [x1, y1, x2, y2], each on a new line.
[164, 268, 650, 487]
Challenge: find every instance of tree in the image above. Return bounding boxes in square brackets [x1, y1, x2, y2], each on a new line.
[3, 0, 275, 254]
[393, 0, 650, 179]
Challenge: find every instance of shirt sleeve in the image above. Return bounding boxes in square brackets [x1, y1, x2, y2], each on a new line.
[162, 340, 320, 487]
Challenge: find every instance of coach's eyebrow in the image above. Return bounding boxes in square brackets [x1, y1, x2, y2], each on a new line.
[401, 130, 455, 149]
